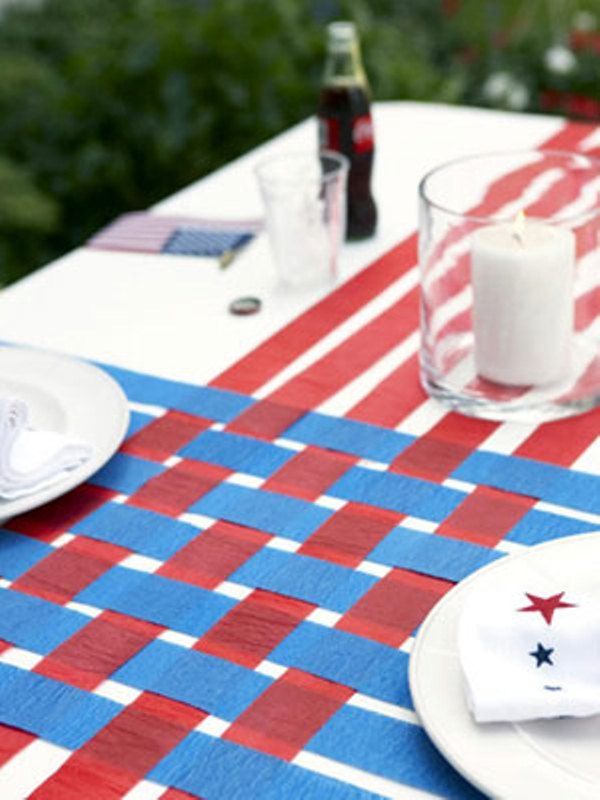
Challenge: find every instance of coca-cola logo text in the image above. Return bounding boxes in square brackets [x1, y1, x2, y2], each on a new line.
[352, 115, 374, 153]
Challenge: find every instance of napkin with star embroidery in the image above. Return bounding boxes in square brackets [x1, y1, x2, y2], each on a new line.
[458, 583, 600, 722]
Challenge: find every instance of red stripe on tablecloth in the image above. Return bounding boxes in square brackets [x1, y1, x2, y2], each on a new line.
[225, 400, 307, 440]
[35, 611, 163, 691]
[437, 487, 536, 547]
[224, 668, 353, 761]
[515, 407, 600, 466]
[127, 459, 232, 517]
[0, 725, 35, 767]
[158, 521, 269, 590]
[262, 447, 357, 501]
[336, 568, 453, 647]
[195, 589, 314, 668]
[299, 503, 402, 567]
[12, 538, 125, 605]
[390, 414, 498, 480]
[6, 484, 116, 543]
[31, 694, 205, 800]
[210, 234, 418, 394]
[160, 789, 200, 800]
[346, 352, 423, 427]
[122, 411, 212, 462]
[263, 286, 419, 411]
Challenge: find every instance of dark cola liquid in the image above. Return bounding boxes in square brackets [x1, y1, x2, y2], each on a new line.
[318, 82, 377, 239]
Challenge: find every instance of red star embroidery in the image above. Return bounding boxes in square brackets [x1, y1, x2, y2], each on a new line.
[518, 592, 576, 625]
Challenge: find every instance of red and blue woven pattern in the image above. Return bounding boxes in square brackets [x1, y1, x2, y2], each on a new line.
[0, 119, 599, 799]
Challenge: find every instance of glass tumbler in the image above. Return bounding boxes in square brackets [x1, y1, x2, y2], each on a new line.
[419, 150, 600, 422]
[256, 151, 349, 288]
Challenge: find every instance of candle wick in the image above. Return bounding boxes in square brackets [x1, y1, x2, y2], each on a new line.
[513, 230, 524, 246]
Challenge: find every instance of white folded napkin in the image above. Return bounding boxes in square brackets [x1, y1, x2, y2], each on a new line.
[459, 579, 600, 723]
[0, 398, 92, 499]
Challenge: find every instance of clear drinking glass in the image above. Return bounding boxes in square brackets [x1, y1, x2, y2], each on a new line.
[256, 151, 349, 288]
[419, 150, 600, 422]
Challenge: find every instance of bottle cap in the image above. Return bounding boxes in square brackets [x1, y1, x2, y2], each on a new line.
[228, 296, 262, 316]
[327, 21, 357, 46]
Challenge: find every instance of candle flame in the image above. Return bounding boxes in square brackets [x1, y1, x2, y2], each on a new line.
[513, 211, 526, 245]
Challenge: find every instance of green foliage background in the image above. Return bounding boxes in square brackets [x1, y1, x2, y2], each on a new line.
[0, 0, 598, 284]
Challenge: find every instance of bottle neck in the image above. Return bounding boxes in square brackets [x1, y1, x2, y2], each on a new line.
[323, 41, 368, 87]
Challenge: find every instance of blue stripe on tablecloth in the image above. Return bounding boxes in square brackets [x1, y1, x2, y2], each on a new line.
[282, 412, 414, 463]
[230, 548, 377, 613]
[270, 622, 412, 707]
[101, 364, 253, 421]
[0, 531, 52, 580]
[369, 526, 503, 582]
[453, 450, 600, 514]
[151, 731, 382, 799]
[180, 429, 295, 477]
[0, 664, 121, 749]
[190, 483, 333, 541]
[328, 467, 467, 521]
[88, 452, 164, 494]
[75, 566, 234, 636]
[114, 639, 271, 720]
[505, 506, 600, 545]
[72, 502, 200, 560]
[0, 589, 89, 653]
[307, 706, 484, 799]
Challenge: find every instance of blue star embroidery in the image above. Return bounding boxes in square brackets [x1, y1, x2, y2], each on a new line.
[529, 642, 554, 668]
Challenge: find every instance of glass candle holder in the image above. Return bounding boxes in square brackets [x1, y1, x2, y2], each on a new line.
[419, 150, 600, 422]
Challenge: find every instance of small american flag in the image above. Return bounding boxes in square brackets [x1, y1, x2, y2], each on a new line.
[87, 212, 262, 257]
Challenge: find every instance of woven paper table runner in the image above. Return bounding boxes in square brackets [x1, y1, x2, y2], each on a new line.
[0, 119, 598, 799]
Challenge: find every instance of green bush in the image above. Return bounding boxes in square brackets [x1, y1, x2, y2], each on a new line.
[0, 0, 465, 283]
[0, 0, 598, 284]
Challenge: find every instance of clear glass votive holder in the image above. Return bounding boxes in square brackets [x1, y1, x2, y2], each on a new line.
[256, 150, 349, 289]
[419, 150, 600, 422]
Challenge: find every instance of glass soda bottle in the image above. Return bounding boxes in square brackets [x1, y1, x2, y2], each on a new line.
[318, 21, 377, 239]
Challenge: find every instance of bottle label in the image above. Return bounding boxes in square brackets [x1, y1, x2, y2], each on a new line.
[318, 114, 374, 154]
[319, 117, 340, 151]
[352, 114, 374, 154]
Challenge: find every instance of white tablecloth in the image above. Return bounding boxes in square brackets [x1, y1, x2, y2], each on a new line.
[0, 102, 563, 385]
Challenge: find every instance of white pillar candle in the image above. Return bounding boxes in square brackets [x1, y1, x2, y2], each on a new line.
[471, 218, 575, 386]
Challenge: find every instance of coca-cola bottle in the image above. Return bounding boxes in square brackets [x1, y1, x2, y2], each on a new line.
[318, 21, 377, 239]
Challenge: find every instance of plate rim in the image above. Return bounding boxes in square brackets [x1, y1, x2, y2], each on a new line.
[409, 532, 600, 800]
[0, 346, 129, 520]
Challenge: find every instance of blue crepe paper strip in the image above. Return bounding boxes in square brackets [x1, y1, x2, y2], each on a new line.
[270, 621, 412, 707]
[76, 566, 234, 637]
[115, 639, 270, 720]
[505, 507, 600, 545]
[73, 502, 201, 560]
[89, 452, 164, 494]
[328, 467, 467, 522]
[308, 706, 484, 800]
[453, 450, 600, 515]
[231, 547, 376, 614]
[283, 412, 414, 463]
[369, 526, 502, 582]
[180, 429, 295, 478]
[0, 663, 121, 749]
[0, 531, 52, 580]
[190, 483, 332, 542]
[0, 589, 89, 654]
[151, 731, 379, 800]
[100, 363, 253, 421]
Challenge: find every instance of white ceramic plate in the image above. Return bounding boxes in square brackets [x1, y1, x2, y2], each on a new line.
[0, 346, 129, 520]
[410, 533, 600, 800]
